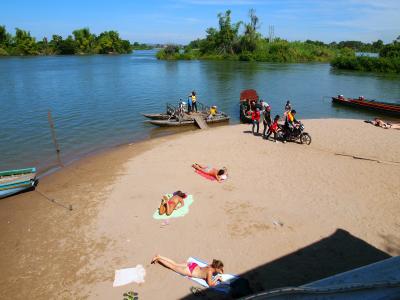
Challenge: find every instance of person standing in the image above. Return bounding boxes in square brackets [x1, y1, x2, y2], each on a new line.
[284, 100, 292, 112]
[187, 94, 192, 113]
[262, 106, 272, 138]
[190, 91, 198, 112]
[284, 100, 291, 119]
[251, 108, 260, 135]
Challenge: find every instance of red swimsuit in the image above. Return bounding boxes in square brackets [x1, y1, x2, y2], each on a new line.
[187, 262, 198, 275]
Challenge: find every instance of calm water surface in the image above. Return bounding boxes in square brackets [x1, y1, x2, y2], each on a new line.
[1, 50, 399, 171]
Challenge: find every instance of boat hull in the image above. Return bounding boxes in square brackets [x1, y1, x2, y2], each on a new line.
[148, 116, 230, 127]
[0, 167, 37, 198]
[142, 113, 171, 120]
[332, 97, 400, 117]
[0, 182, 36, 198]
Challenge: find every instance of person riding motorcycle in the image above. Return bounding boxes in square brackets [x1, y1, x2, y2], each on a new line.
[284, 109, 299, 141]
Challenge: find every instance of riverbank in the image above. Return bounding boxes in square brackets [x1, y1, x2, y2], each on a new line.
[157, 40, 338, 62]
[331, 56, 400, 73]
[0, 119, 399, 299]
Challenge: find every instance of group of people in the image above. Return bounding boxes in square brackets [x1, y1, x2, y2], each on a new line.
[182, 91, 219, 120]
[249, 99, 300, 143]
[154, 164, 228, 287]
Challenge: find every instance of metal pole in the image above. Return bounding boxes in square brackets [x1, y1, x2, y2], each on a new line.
[47, 110, 63, 167]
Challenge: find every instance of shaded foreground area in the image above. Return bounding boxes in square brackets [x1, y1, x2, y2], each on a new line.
[182, 229, 392, 299]
[0, 119, 399, 300]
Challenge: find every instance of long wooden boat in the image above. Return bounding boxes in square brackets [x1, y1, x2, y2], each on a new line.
[332, 96, 400, 117]
[240, 89, 259, 123]
[148, 113, 230, 127]
[142, 113, 171, 120]
[0, 167, 38, 198]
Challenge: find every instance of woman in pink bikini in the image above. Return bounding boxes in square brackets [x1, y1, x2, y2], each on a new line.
[151, 255, 224, 286]
[192, 163, 228, 182]
[158, 191, 187, 216]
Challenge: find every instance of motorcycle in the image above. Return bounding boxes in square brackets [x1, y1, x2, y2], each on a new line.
[278, 122, 312, 145]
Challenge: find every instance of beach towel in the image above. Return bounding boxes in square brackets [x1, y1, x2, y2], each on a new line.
[195, 169, 216, 181]
[113, 265, 146, 287]
[195, 170, 227, 182]
[152, 194, 194, 220]
[182, 257, 238, 294]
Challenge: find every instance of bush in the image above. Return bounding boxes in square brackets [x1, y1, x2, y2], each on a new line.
[156, 45, 180, 60]
[0, 47, 8, 56]
[331, 56, 400, 73]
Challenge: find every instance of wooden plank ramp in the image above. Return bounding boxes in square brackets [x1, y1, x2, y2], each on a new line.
[192, 114, 208, 129]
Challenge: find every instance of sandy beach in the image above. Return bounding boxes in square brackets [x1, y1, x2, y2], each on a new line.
[0, 119, 399, 300]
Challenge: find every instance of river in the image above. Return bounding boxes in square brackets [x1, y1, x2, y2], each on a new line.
[1, 49, 399, 171]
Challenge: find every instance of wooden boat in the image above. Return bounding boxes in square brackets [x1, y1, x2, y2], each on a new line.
[145, 100, 230, 127]
[240, 89, 259, 123]
[142, 113, 170, 120]
[142, 102, 181, 120]
[148, 113, 230, 127]
[332, 95, 400, 117]
[0, 167, 38, 198]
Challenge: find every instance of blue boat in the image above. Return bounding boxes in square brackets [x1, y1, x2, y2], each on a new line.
[0, 168, 38, 198]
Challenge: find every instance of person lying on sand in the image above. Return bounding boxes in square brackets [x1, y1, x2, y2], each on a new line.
[151, 255, 224, 287]
[192, 163, 228, 182]
[158, 191, 187, 216]
[366, 118, 400, 129]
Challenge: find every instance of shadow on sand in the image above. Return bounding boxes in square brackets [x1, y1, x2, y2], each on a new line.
[181, 229, 391, 299]
[243, 130, 264, 137]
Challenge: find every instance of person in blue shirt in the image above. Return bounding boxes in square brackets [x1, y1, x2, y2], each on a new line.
[188, 94, 193, 113]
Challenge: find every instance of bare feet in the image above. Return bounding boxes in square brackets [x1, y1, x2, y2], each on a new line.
[161, 195, 169, 204]
[151, 255, 159, 264]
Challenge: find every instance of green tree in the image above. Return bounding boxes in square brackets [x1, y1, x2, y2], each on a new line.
[96, 30, 132, 54]
[0, 25, 12, 47]
[37, 37, 53, 55]
[372, 39, 384, 51]
[14, 28, 38, 55]
[216, 10, 241, 55]
[49, 34, 63, 54]
[0, 25, 12, 55]
[240, 9, 260, 52]
[379, 42, 400, 58]
[72, 28, 96, 54]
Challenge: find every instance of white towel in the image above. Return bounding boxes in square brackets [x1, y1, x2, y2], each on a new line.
[113, 265, 146, 287]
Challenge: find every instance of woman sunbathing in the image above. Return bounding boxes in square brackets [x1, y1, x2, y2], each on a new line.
[151, 255, 224, 287]
[366, 118, 400, 129]
[158, 191, 187, 216]
[192, 163, 228, 182]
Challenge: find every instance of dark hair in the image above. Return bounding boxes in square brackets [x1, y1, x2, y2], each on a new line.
[192, 91, 196, 96]
[274, 115, 280, 120]
[218, 169, 225, 176]
[291, 110, 296, 114]
[211, 259, 224, 271]
[174, 190, 187, 198]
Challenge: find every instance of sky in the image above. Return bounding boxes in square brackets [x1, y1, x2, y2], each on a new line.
[1, 0, 399, 44]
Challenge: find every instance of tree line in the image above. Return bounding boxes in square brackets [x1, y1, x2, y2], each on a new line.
[157, 9, 400, 72]
[0, 26, 151, 56]
[331, 37, 400, 73]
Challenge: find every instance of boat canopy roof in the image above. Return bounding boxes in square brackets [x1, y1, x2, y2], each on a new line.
[240, 89, 259, 102]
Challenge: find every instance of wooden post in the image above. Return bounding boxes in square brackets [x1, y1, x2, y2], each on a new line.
[47, 110, 63, 167]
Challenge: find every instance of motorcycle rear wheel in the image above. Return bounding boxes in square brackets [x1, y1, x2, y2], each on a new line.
[300, 133, 312, 145]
